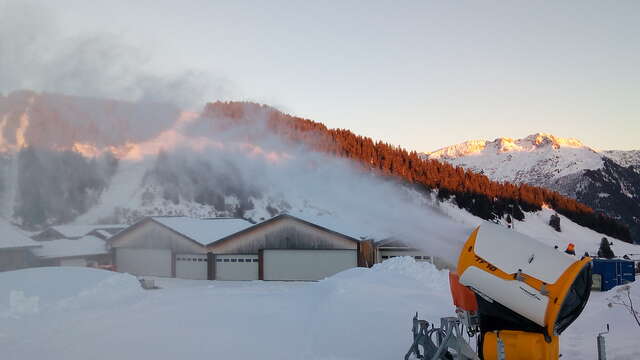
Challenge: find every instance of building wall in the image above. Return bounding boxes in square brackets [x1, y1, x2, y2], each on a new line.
[261, 249, 357, 281]
[0, 249, 30, 271]
[110, 220, 206, 254]
[208, 217, 357, 254]
[38, 254, 113, 267]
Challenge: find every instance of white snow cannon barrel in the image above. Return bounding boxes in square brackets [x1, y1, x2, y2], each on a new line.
[456, 223, 592, 341]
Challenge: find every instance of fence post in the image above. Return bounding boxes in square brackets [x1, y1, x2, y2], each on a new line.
[597, 324, 609, 360]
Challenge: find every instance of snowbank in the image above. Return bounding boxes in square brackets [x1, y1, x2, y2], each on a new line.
[0, 267, 142, 318]
[0, 257, 451, 360]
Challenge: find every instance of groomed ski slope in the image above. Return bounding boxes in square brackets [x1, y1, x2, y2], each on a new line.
[1, 259, 638, 360]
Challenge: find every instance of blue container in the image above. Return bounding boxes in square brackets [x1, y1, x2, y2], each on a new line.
[620, 260, 636, 284]
[591, 259, 636, 291]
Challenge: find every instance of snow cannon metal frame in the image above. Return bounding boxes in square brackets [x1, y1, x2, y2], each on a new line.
[456, 223, 592, 359]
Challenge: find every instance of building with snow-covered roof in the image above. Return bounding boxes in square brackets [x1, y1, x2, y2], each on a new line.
[109, 214, 368, 281]
[31, 235, 110, 267]
[0, 220, 41, 271]
[32, 224, 126, 241]
[374, 238, 448, 269]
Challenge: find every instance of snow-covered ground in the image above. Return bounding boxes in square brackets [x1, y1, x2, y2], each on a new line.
[1, 259, 638, 360]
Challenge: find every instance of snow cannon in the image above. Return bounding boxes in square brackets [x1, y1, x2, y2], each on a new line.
[455, 223, 592, 359]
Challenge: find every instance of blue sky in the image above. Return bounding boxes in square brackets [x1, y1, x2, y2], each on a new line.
[3, 0, 639, 151]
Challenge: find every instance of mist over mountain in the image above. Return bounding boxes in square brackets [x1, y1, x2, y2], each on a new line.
[0, 91, 180, 150]
[425, 134, 640, 243]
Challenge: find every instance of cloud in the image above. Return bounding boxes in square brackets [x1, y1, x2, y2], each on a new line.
[0, 0, 228, 108]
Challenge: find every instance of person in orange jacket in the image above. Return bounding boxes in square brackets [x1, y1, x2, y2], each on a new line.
[565, 243, 576, 256]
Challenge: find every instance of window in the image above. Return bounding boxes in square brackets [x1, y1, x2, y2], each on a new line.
[216, 259, 222, 262]
[223, 259, 229, 262]
[238, 259, 245, 262]
[252, 259, 259, 262]
[231, 259, 237, 262]
[382, 256, 389, 259]
[198, 259, 203, 262]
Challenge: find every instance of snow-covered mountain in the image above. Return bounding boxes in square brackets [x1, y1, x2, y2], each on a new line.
[603, 150, 640, 174]
[424, 134, 640, 242]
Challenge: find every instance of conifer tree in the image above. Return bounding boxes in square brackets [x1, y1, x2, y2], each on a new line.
[549, 213, 561, 232]
[598, 237, 615, 259]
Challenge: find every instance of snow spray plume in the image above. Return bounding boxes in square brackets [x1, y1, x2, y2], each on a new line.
[135, 104, 473, 265]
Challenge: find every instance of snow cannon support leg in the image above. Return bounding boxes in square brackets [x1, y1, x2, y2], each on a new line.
[404, 314, 480, 360]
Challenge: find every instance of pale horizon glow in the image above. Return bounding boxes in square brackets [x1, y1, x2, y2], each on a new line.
[1, 0, 638, 151]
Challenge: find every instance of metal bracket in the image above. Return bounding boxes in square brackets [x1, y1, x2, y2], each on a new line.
[404, 313, 480, 360]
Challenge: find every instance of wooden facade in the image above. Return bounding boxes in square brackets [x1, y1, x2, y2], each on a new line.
[207, 215, 359, 254]
[0, 249, 33, 271]
[110, 218, 207, 254]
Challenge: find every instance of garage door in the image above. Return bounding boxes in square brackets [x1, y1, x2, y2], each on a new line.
[215, 254, 258, 280]
[262, 249, 357, 281]
[116, 248, 172, 277]
[176, 254, 207, 280]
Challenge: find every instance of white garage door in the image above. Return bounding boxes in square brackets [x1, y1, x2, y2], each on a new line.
[116, 248, 172, 277]
[176, 254, 208, 280]
[263, 249, 357, 281]
[215, 254, 258, 281]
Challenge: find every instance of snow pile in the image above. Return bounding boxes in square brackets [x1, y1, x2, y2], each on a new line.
[7, 290, 39, 317]
[371, 256, 449, 284]
[0, 267, 142, 318]
[0, 258, 453, 360]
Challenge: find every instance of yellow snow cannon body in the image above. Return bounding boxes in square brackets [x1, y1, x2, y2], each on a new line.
[456, 223, 592, 359]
